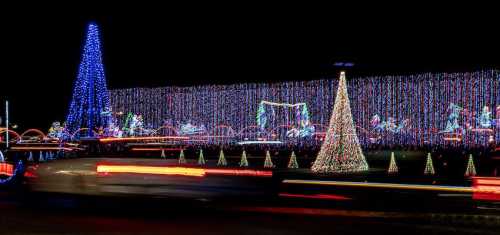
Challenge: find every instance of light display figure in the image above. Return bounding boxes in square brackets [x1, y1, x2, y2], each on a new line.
[441, 103, 463, 133]
[109, 70, 500, 147]
[370, 115, 409, 133]
[65, 23, 111, 137]
[257, 101, 314, 139]
[479, 106, 492, 128]
[48, 122, 65, 139]
[311, 72, 368, 173]
[179, 121, 206, 135]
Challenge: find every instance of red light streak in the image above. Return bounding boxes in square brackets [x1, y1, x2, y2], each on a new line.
[472, 177, 500, 201]
[279, 193, 351, 200]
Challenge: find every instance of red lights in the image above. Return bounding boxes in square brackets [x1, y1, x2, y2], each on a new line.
[472, 177, 500, 201]
[0, 163, 14, 176]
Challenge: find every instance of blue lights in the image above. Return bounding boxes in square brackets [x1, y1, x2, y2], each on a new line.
[65, 23, 111, 138]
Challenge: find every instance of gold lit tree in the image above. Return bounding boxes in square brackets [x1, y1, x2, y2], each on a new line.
[312, 72, 368, 173]
[288, 151, 299, 169]
[217, 149, 227, 166]
[263, 150, 274, 168]
[388, 152, 398, 174]
[464, 154, 476, 177]
[424, 153, 435, 175]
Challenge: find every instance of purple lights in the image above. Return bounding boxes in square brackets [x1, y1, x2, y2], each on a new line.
[109, 70, 500, 147]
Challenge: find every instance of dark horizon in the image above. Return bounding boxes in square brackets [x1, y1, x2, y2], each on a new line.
[1, 9, 499, 130]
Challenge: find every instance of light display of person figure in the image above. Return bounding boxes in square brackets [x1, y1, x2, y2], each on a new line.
[441, 103, 463, 133]
[48, 122, 65, 139]
[479, 106, 492, 128]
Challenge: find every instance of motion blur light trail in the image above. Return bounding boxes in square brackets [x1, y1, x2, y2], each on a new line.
[279, 193, 352, 201]
[283, 179, 473, 193]
[472, 177, 500, 201]
[96, 164, 273, 177]
[97, 165, 206, 177]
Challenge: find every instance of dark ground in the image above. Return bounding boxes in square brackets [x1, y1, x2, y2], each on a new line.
[0, 193, 499, 235]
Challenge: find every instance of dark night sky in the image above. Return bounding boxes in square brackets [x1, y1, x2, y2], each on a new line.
[1, 5, 499, 130]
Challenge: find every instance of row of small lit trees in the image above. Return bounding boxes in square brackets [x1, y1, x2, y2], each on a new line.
[388, 152, 477, 176]
[162, 149, 300, 169]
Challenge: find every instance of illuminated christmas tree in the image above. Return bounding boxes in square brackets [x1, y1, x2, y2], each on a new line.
[161, 149, 166, 159]
[28, 152, 33, 162]
[217, 149, 227, 166]
[387, 152, 398, 174]
[198, 149, 206, 165]
[424, 153, 435, 175]
[263, 150, 274, 168]
[465, 154, 476, 177]
[311, 72, 368, 173]
[240, 150, 249, 167]
[39, 151, 45, 162]
[65, 23, 111, 137]
[178, 149, 186, 164]
[288, 151, 299, 169]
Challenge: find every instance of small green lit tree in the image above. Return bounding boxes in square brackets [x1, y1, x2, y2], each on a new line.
[263, 150, 274, 168]
[178, 149, 187, 164]
[424, 153, 435, 175]
[217, 149, 227, 166]
[465, 154, 476, 177]
[388, 152, 398, 174]
[288, 151, 299, 169]
[198, 149, 206, 165]
[240, 150, 249, 167]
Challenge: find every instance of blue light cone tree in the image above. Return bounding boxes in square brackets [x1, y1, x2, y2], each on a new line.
[66, 23, 111, 138]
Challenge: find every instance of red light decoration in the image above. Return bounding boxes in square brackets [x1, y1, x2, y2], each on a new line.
[0, 163, 14, 176]
[472, 177, 500, 201]
[99, 136, 190, 143]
